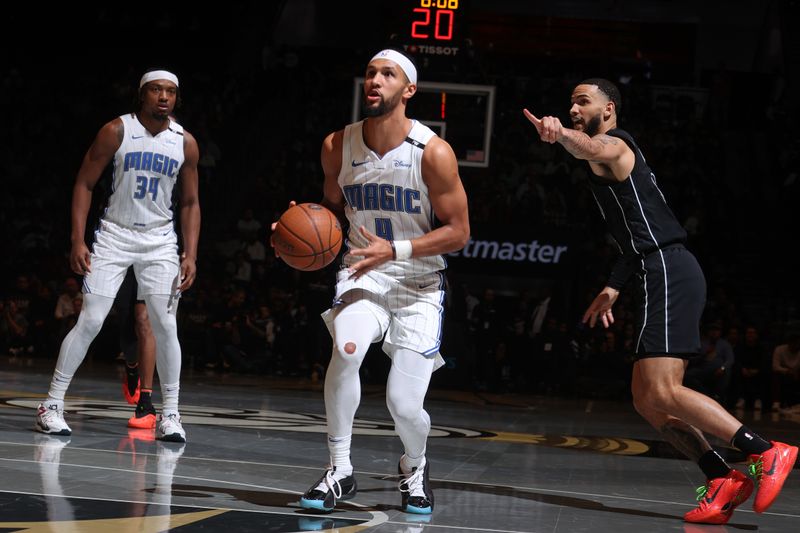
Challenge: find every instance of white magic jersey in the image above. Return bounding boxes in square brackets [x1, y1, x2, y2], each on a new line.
[103, 113, 185, 230]
[339, 120, 445, 279]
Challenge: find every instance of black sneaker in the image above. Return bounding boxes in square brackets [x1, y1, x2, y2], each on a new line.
[399, 458, 434, 514]
[299, 467, 357, 512]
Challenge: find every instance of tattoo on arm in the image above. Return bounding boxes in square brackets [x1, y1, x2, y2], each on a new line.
[559, 130, 600, 160]
[659, 419, 712, 462]
[595, 134, 619, 146]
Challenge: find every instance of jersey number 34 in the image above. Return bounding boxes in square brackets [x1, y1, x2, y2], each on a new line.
[134, 175, 160, 201]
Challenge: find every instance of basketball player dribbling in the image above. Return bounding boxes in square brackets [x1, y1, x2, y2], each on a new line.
[524, 78, 797, 524]
[35, 68, 200, 443]
[275, 49, 470, 514]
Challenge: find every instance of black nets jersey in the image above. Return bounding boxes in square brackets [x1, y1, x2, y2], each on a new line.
[587, 128, 686, 258]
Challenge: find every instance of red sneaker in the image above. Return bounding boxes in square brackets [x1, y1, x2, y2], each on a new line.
[127, 402, 157, 429]
[748, 441, 799, 513]
[684, 470, 753, 524]
[128, 413, 156, 429]
[123, 377, 140, 405]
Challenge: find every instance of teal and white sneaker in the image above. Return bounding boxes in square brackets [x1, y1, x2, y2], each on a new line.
[399, 457, 434, 514]
[299, 467, 357, 512]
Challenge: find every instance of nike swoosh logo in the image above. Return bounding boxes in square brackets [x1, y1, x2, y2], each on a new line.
[131, 135, 145, 139]
[763, 459, 777, 476]
[705, 482, 725, 503]
[351, 160, 368, 167]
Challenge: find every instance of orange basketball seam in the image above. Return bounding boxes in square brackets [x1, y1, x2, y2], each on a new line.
[276, 203, 341, 271]
[275, 220, 317, 252]
[298, 204, 325, 251]
[275, 223, 340, 258]
[275, 245, 341, 258]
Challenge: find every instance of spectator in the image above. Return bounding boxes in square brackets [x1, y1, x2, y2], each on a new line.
[771, 332, 800, 411]
[728, 325, 771, 412]
[685, 321, 735, 403]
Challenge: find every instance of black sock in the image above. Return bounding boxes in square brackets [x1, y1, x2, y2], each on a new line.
[731, 425, 772, 455]
[135, 390, 155, 417]
[125, 363, 139, 395]
[698, 450, 731, 480]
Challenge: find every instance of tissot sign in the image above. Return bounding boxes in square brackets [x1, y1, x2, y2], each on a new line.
[446, 228, 577, 277]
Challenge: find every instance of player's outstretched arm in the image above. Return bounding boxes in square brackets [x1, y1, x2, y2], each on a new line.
[523, 108, 634, 181]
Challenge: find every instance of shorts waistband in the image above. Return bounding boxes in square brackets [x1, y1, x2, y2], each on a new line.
[102, 218, 174, 232]
[642, 243, 685, 258]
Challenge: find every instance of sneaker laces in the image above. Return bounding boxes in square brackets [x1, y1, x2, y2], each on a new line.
[160, 413, 182, 429]
[399, 466, 426, 498]
[41, 405, 65, 421]
[694, 483, 710, 501]
[315, 468, 345, 498]
[748, 457, 764, 482]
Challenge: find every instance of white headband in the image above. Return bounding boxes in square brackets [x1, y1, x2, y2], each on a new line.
[370, 50, 417, 85]
[139, 70, 179, 89]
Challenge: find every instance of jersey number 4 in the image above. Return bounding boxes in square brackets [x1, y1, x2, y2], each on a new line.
[375, 218, 394, 240]
[134, 175, 160, 201]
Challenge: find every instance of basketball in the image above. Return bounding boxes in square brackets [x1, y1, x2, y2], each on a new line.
[273, 203, 342, 271]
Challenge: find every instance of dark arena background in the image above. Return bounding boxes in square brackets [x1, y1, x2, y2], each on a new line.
[1, 1, 799, 532]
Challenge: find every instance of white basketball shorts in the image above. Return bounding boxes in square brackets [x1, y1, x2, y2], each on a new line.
[83, 219, 179, 299]
[322, 267, 446, 370]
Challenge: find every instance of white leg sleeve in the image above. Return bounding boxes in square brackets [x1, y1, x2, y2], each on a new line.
[386, 347, 435, 463]
[324, 300, 383, 460]
[144, 294, 181, 414]
[47, 293, 115, 401]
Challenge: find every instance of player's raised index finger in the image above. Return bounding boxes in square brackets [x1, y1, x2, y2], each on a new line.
[522, 109, 540, 124]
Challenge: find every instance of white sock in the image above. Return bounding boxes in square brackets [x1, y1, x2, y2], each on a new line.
[328, 434, 353, 476]
[43, 398, 64, 409]
[46, 370, 72, 403]
[401, 453, 426, 473]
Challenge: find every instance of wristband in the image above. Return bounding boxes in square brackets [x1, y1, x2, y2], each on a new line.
[392, 240, 413, 261]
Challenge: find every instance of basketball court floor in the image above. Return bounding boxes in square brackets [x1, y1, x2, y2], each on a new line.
[1, 356, 798, 532]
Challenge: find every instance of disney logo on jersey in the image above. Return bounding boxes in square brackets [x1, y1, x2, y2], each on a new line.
[124, 150, 180, 179]
[393, 160, 411, 168]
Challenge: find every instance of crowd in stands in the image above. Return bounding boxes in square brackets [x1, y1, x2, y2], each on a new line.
[2, 33, 799, 410]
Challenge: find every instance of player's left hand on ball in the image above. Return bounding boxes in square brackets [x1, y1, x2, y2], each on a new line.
[347, 226, 392, 278]
[269, 200, 297, 256]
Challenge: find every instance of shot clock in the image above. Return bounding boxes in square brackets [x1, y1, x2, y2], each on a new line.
[354, 1, 494, 167]
[410, 0, 460, 41]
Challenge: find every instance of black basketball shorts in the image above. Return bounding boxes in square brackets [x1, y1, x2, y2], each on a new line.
[633, 244, 706, 359]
